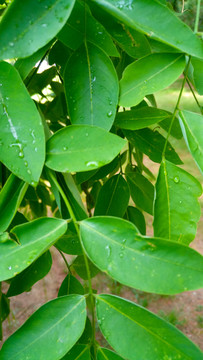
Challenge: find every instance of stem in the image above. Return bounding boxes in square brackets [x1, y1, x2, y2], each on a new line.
[24, 48, 50, 88]
[48, 170, 96, 355]
[162, 58, 191, 157]
[128, 143, 132, 166]
[58, 249, 72, 274]
[194, 0, 201, 33]
[186, 77, 203, 114]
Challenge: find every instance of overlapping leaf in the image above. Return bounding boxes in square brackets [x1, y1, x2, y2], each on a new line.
[46, 125, 126, 172]
[94, 174, 130, 217]
[58, 0, 119, 56]
[80, 216, 203, 294]
[0, 295, 86, 360]
[96, 294, 203, 360]
[179, 110, 203, 175]
[0, 217, 67, 281]
[0, 174, 28, 233]
[154, 160, 202, 245]
[119, 53, 185, 107]
[0, 61, 45, 185]
[64, 42, 119, 130]
[0, 0, 75, 59]
[91, 0, 203, 58]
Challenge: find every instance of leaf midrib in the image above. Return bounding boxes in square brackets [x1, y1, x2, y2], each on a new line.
[81, 222, 203, 273]
[97, 296, 194, 360]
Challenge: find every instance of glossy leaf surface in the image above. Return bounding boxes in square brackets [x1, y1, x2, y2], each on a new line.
[91, 0, 203, 58]
[96, 294, 203, 360]
[0, 295, 86, 360]
[58, 0, 119, 56]
[0, 174, 28, 233]
[154, 160, 202, 245]
[64, 42, 119, 130]
[80, 216, 203, 294]
[7, 251, 52, 297]
[0, 0, 75, 59]
[94, 174, 130, 217]
[126, 170, 154, 215]
[46, 125, 126, 172]
[115, 107, 170, 130]
[0, 61, 45, 185]
[179, 110, 203, 175]
[124, 128, 182, 164]
[0, 217, 67, 281]
[119, 53, 185, 107]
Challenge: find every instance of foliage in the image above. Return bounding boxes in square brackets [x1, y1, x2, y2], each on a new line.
[0, 0, 203, 359]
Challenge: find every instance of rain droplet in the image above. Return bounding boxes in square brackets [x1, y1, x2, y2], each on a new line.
[109, 100, 113, 105]
[9, 42, 14, 47]
[86, 161, 99, 167]
[119, 253, 124, 258]
[98, 32, 103, 35]
[105, 244, 111, 257]
[19, 151, 24, 158]
[8, 266, 12, 270]
[27, 169, 32, 175]
[34, 147, 38, 152]
[63, 146, 68, 151]
[122, 238, 126, 244]
[42, 23, 47, 27]
[173, 176, 180, 183]
[24, 161, 28, 167]
[107, 111, 113, 117]
[92, 76, 96, 82]
[85, 133, 88, 137]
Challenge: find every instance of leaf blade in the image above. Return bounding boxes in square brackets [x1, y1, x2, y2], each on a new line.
[0, 295, 86, 360]
[80, 216, 203, 294]
[96, 294, 203, 360]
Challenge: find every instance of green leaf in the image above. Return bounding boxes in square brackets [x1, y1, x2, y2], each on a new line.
[115, 107, 170, 130]
[0, 295, 86, 360]
[0, 217, 67, 281]
[0, 0, 75, 60]
[90, 0, 203, 59]
[61, 344, 91, 360]
[124, 128, 182, 164]
[58, 0, 119, 57]
[58, 274, 84, 297]
[88, 3, 151, 59]
[191, 57, 203, 95]
[0, 61, 45, 185]
[0, 174, 28, 233]
[14, 42, 51, 81]
[126, 170, 154, 215]
[96, 294, 203, 360]
[64, 42, 119, 130]
[179, 110, 203, 175]
[80, 216, 203, 294]
[7, 251, 52, 297]
[119, 53, 185, 107]
[153, 160, 202, 245]
[46, 125, 126, 172]
[159, 116, 183, 139]
[55, 226, 83, 255]
[124, 206, 146, 235]
[72, 255, 100, 280]
[97, 347, 124, 360]
[94, 174, 130, 217]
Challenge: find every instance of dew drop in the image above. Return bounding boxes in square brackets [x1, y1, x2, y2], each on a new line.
[8, 266, 12, 270]
[105, 244, 111, 257]
[27, 169, 32, 175]
[63, 146, 68, 151]
[107, 111, 113, 117]
[34, 147, 38, 152]
[9, 42, 14, 47]
[109, 100, 113, 105]
[19, 151, 24, 158]
[42, 23, 47, 27]
[24, 161, 28, 167]
[173, 176, 180, 183]
[122, 238, 126, 244]
[86, 161, 99, 167]
[119, 253, 124, 258]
